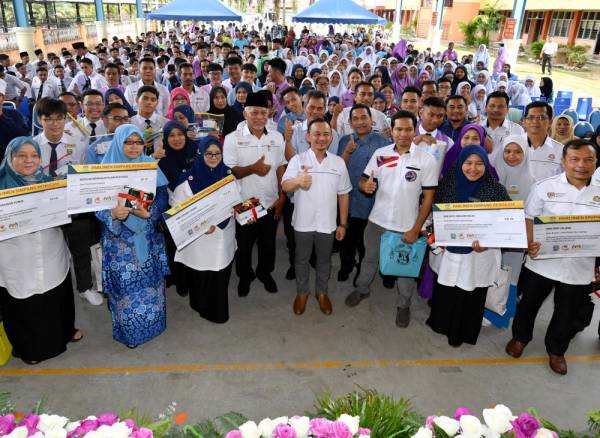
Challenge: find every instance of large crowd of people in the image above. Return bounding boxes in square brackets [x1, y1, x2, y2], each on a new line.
[0, 21, 599, 377]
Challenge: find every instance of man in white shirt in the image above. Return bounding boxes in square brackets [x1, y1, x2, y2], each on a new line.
[72, 42, 101, 71]
[282, 118, 351, 315]
[521, 101, 563, 181]
[506, 139, 600, 375]
[176, 62, 209, 113]
[31, 67, 60, 101]
[68, 58, 107, 96]
[540, 37, 558, 75]
[50, 65, 71, 94]
[344, 110, 438, 328]
[33, 97, 103, 306]
[335, 82, 390, 138]
[65, 89, 107, 145]
[0, 65, 27, 103]
[480, 91, 524, 152]
[223, 92, 287, 297]
[221, 56, 243, 92]
[130, 86, 167, 157]
[125, 57, 170, 115]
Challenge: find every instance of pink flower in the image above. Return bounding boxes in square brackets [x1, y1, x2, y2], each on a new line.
[454, 407, 472, 421]
[225, 431, 243, 438]
[358, 427, 371, 436]
[124, 418, 140, 431]
[96, 412, 119, 426]
[0, 414, 16, 435]
[131, 427, 154, 438]
[329, 421, 353, 438]
[70, 418, 99, 437]
[511, 413, 541, 438]
[19, 414, 40, 435]
[426, 416, 436, 429]
[274, 423, 297, 438]
[310, 418, 333, 437]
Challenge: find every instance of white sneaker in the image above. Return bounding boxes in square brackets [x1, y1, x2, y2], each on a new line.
[80, 289, 104, 306]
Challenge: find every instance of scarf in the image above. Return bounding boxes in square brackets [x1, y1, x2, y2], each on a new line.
[327, 70, 347, 98]
[104, 87, 136, 117]
[490, 135, 535, 201]
[540, 77, 553, 102]
[0, 136, 51, 189]
[173, 104, 195, 124]
[166, 88, 191, 120]
[209, 86, 241, 136]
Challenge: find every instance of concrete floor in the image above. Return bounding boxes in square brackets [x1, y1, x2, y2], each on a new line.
[1, 235, 599, 431]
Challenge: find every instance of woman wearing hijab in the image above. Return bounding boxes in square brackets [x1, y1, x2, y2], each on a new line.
[209, 86, 242, 137]
[292, 64, 307, 88]
[440, 124, 495, 179]
[539, 77, 553, 103]
[328, 70, 347, 98]
[493, 46, 508, 78]
[391, 63, 410, 97]
[232, 82, 253, 117]
[97, 124, 170, 348]
[0, 137, 81, 365]
[374, 65, 391, 86]
[166, 88, 192, 120]
[551, 115, 575, 145]
[299, 77, 315, 96]
[509, 83, 532, 107]
[524, 76, 541, 99]
[172, 136, 235, 323]
[474, 44, 490, 70]
[451, 66, 473, 94]
[172, 104, 195, 128]
[393, 39, 408, 60]
[472, 84, 487, 117]
[407, 65, 420, 88]
[475, 70, 494, 95]
[105, 88, 136, 117]
[456, 82, 478, 121]
[428, 145, 511, 346]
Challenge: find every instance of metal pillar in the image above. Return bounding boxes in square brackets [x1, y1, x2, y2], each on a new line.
[504, 0, 527, 68]
[393, 0, 402, 41]
[429, 0, 444, 53]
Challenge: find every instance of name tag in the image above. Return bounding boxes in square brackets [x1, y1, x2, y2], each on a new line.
[65, 144, 75, 155]
[96, 142, 110, 155]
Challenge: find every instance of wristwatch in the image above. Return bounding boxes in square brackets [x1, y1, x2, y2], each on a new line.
[338, 223, 349, 229]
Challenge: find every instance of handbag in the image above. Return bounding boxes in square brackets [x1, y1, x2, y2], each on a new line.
[0, 322, 12, 366]
[379, 231, 427, 278]
[485, 265, 511, 315]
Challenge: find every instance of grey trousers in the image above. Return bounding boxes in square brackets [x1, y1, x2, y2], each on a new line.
[355, 221, 416, 309]
[295, 230, 334, 295]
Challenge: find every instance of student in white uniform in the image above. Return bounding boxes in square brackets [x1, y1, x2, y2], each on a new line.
[223, 92, 287, 297]
[65, 89, 107, 145]
[344, 110, 438, 327]
[86, 102, 130, 164]
[130, 86, 168, 157]
[176, 62, 210, 113]
[30, 67, 60, 102]
[125, 57, 170, 115]
[521, 101, 563, 181]
[282, 118, 351, 316]
[506, 139, 600, 375]
[480, 91, 524, 152]
[172, 136, 236, 324]
[68, 58, 107, 95]
[335, 82, 390, 139]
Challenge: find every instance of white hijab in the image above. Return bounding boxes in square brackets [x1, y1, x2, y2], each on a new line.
[328, 70, 347, 98]
[476, 70, 494, 94]
[361, 45, 378, 67]
[472, 84, 487, 115]
[524, 76, 541, 98]
[510, 83, 532, 106]
[491, 135, 535, 201]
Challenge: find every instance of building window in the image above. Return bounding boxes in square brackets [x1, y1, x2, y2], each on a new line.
[577, 11, 600, 40]
[524, 11, 544, 34]
[548, 11, 573, 38]
[444, 0, 453, 6]
[420, 0, 432, 7]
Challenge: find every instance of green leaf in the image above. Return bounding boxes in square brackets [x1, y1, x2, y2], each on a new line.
[212, 412, 248, 435]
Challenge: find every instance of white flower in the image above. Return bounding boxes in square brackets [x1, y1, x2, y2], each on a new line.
[66, 421, 81, 432]
[271, 417, 289, 428]
[258, 418, 274, 438]
[482, 405, 515, 436]
[43, 429, 68, 438]
[337, 414, 360, 435]
[239, 420, 261, 438]
[434, 416, 460, 437]
[38, 414, 69, 433]
[413, 426, 434, 438]
[4, 426, 29, 438]
[359, 435, 370, 438]
[289, 416, 310, 438]
[535, 428, 556, 438]
[459, 415, 485, 438]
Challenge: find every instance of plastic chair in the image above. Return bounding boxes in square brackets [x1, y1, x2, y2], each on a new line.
[589, 109, 600, 131]
[574, 121, 595, 139]
[556, 90, 573, 100]
[552, 97, 571, 117]
[561, 109, 579, 125]
[508, 107, 523, 123]
[576, 97, 593, 121]
[531, 96, 541, 102]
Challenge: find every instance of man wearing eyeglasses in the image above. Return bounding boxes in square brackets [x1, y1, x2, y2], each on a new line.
[65, 89, 107, 142]
[521, 101, 562, 181]
[86, 102, 130, 164]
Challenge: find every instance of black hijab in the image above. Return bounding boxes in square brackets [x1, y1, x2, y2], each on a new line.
[159, 120, 198, 191]
[209, 86, 243, 137]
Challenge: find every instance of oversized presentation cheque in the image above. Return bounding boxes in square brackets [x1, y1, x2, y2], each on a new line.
[163, 175, 242, 250]
[533, 215, 600, 259]
[433, 201, 527, 248]
[0, 180, 71, 242]
[67, 163, 158, 214]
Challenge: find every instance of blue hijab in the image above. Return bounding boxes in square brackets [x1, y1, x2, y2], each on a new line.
[159, 121, 197, 190]
[104, 88, 136, 117]
[455, 144, 490, 203]
[0, 136, 51, 189]
[232, 82, 253, 116]
[179, 135, 231, 229]
[173, 104, 195, 124]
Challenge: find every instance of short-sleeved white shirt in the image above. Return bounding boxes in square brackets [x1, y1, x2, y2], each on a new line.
[282, 149, 352, 233]
[480, 117, 524, 152]
[223, 124, 286, 209]
[337, 106, 390, 138]
[525, 172, 600, 284]
[178, 85, 209, 113]
[364, 143, 438, 232]
[34, 130, 87, 177]
[521, 134, 563, 181]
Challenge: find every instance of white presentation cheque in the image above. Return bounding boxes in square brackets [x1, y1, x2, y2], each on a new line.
[433, 201, 527, 248]
[163, 175, 242, 250]
[67, 163, 158, 214]
[0, 180, 71, 242]
[533, 215, 600, 259]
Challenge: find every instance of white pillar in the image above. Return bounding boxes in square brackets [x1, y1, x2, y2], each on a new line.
[429, 26, 442, 53]
[95, 20, 108, 41]
[135, 17, 147, 34]
[503, 38, 521, 68]
[14, 27, 35, 58]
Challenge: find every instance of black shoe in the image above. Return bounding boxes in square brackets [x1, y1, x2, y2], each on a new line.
[395, 306, 410, 328]
[337, 268, 352, 282]
[286, 266, 296, 280]
[257, 273, 278, 293]
[345, 290, 370, 307]
[238, 281, 251, 297]
[382, 275, 396, 289]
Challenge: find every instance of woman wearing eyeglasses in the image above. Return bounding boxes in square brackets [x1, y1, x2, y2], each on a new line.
[171, 135, 235, 323]
[96, 124, 170, 348]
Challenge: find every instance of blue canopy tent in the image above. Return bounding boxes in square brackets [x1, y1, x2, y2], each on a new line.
[147, 0, 242, 21]
[292, 0, 386, 24]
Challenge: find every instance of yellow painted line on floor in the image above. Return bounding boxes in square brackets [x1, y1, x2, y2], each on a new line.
[1, 355, 600, 376]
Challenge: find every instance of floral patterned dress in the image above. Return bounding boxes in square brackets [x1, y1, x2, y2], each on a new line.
[96, 186, 170, 346]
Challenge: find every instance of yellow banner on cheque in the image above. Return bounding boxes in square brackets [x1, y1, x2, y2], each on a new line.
[68, 162, 157, 174]
[534, 215, 600, 224]
[433, 200, 523, 211]
[0, 180, 67, 200]
[164, 175, 235, 218]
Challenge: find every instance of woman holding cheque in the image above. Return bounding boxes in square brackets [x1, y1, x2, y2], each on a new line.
[0, 137, 81, 364]
[96, 124, 170, 348]
[428, 145, 511, 347]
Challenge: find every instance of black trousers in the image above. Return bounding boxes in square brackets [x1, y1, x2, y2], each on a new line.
[512, 266, 593, 356]
[542, 54, 553, 74]
[63, 214, 96, 292]
[235, 210, 278, 282]
[339, 217, 368, 273]
[282, 197, 295, 268]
